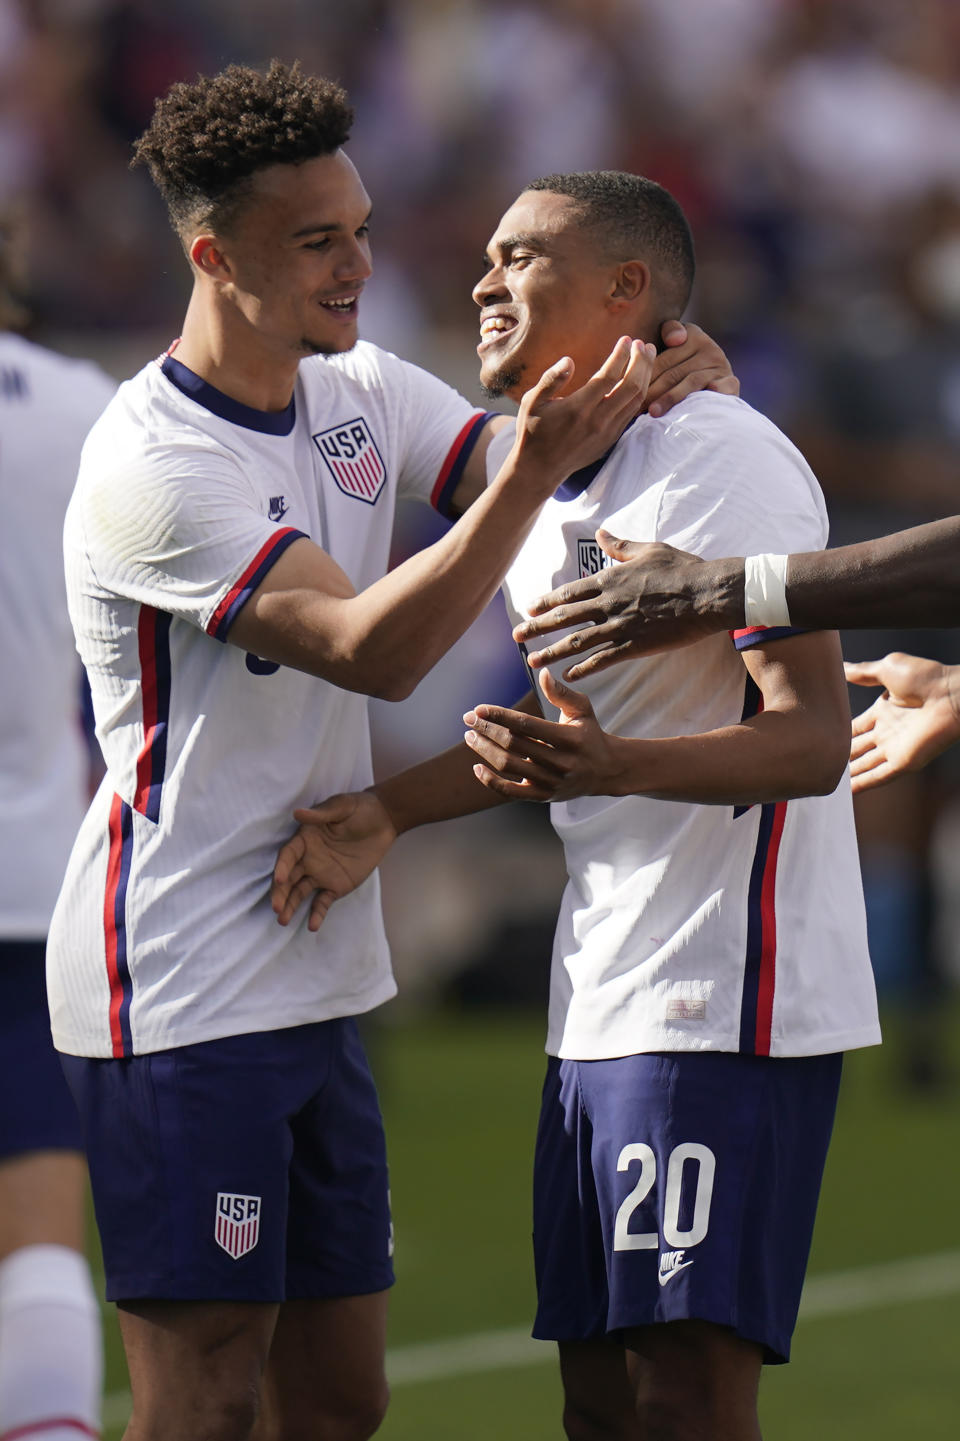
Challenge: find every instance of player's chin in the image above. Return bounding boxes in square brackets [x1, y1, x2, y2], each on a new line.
[300, 328, 359, 357]
[478, 361, 523, 401]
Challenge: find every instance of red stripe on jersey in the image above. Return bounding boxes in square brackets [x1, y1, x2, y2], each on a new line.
[754, 800, 787, 1055]
[206, 528, 298, 638]
[430, 414, 484, 510]
[103, 793, 127, 1058]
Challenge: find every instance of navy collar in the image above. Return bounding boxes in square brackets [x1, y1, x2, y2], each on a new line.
[553, 415, 639, 502]
[161, 355, 296, 436]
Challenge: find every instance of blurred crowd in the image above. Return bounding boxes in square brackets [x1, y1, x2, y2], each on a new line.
[2, 0, 960, 1054]
[2, 0, 958, 374]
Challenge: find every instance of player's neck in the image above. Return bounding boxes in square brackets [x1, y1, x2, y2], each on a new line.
[174, 295, 300, 414]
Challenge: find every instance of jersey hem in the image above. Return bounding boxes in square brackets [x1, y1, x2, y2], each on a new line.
[51, 976, 399, 1059]
[547, 1022, 882, 1061]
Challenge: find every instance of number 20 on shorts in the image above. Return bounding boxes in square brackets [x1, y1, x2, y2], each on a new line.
[613, 1142, 716, 1251]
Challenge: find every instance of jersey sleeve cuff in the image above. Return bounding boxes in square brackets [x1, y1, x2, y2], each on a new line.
[206, 527, 306, 641]
[430, 412, 499, 518]
[730, 624, 808, 651]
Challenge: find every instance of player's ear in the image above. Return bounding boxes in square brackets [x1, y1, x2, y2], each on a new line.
[188, 232, 233, 280]
[610, 259, 650, 307]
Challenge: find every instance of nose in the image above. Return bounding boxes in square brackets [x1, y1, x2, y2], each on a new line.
[472, 264, 507, 309]
[335, 236, 373, 284]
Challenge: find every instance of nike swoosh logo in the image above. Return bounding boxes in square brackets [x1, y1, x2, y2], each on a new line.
[657, 1258, 694, 1287]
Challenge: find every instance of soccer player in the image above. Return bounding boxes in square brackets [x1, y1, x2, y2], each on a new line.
[272, 172, 881, 1441]
[0, 217, 113, 1441]
[506, 521, 960, 790]
[45, 64, 733, 1441]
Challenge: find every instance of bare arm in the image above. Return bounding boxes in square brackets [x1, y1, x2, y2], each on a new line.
[271, 693, 539, 929]
[229, 339, 655, 699]
[512, 516, 960, 682]
[782, 519, 960, 629]
[464, 631, 851, 806]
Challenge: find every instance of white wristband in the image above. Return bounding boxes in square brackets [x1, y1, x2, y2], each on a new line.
[743, 553, 791, 628]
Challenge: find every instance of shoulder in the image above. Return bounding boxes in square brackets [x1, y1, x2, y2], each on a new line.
[603, 394, 827, 555]
[301, 340, 406, 394]
[636, 391, 821, 501]
[77, 369, 249, 515]
[86, 361, 237, 458]
[301, 341, 472, 409]
[640, 390, 792, 450]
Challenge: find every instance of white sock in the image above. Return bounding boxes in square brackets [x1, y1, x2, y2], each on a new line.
[0, 1245, 102, 1441]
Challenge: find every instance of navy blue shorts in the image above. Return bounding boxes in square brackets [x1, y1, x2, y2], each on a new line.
[61, 1017, 394, 1304]
[0, 940, 83, 1160]
[532, 1049, 842, 1362]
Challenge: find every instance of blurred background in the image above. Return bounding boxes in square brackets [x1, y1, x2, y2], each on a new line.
[2, 0, 959, 1435]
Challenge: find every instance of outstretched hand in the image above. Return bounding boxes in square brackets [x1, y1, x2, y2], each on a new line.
[272, 791, 397, 932]
[513, 532, 730, 680]
[463, 667, 627, 802]
[847, 652, 960, 793]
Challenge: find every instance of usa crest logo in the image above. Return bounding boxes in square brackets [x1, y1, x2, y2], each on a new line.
[214, 1192, 261, 1259]
[313, 417, 385, 505]
[577, 537, 616, 579]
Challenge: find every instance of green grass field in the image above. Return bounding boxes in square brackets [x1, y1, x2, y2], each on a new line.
[97, 1003, 960, 1438]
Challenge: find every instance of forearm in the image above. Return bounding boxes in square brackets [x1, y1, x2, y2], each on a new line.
[258, 454, 556, 699]
[783, 519, 960, 630]
[373, 741, 510, 834]
[605, 711, 848, 806]
[338, 460, 553, 696]
[375, 690, 542, 830]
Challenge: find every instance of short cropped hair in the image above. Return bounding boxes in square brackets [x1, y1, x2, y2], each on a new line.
[526, 171, 695, 315]
[132, 59, 353, 237]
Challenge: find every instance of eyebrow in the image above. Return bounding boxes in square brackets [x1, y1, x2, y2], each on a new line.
[292, 208, 373, 240]
[482, 231, 550, 266]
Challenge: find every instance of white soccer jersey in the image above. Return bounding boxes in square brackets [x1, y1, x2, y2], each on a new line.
[48, 340, 493, 1057]
[0, 334, 115, 938]
[495, 392, 880, 1061]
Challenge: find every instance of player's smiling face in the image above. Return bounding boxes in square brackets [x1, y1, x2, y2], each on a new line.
[473, 190, 626, 401]
[212, 150, 373, 358]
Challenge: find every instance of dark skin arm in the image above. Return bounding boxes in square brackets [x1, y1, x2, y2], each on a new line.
[512, 517, 960, 682]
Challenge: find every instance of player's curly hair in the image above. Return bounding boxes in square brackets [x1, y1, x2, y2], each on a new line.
[132, 60, 354, 237]
[526, 171, 695, 317]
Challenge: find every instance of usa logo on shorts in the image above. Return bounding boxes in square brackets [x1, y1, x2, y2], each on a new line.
[313, 417, 386, 504]
[214, 1192, 261, 1259]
